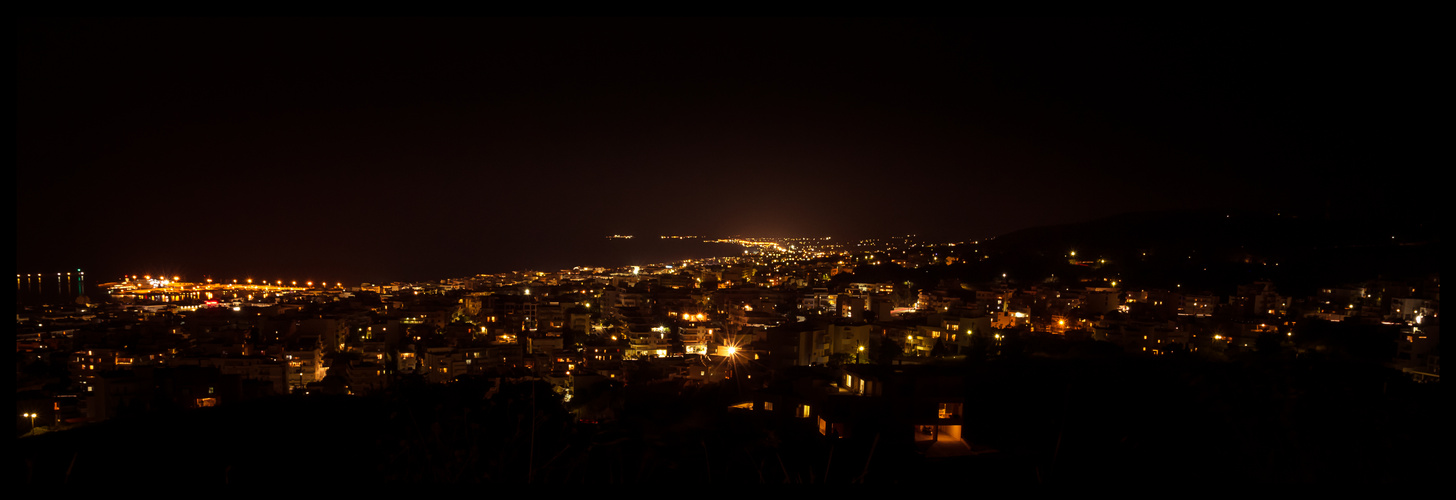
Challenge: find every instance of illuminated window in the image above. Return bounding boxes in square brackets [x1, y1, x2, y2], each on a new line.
[938, 402, 962, 419]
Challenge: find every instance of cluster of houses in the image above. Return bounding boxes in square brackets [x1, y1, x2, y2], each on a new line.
[16, 244, 1439, 437]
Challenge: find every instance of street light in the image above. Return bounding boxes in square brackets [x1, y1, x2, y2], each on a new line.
[22, 412, 37, 429]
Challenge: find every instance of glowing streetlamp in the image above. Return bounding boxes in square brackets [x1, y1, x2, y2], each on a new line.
[22, 412, 37, 429]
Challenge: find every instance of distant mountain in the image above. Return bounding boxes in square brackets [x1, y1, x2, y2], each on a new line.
[963, 209, 1438, 296]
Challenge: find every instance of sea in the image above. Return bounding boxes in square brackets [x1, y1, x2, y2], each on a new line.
[16, 270, 92, 308]
[460, 237, 748, 281]
[17, 237, 748, 306]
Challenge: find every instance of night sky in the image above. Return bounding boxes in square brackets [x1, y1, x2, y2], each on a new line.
[17, 18, 1427, 283]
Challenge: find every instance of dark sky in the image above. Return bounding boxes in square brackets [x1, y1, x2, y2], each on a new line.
[17, 18, 1427, 283]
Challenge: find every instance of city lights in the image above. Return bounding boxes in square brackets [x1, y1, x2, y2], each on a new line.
[14, 17, 1438, 483]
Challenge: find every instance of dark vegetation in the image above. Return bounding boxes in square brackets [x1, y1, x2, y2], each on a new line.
[17, 350, 1439, 484]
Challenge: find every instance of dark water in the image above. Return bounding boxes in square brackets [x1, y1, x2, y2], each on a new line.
[16, 238, 746, 304]
[352, 237, 748, 283]
[459, 237, 747, 280]
[16, 270, 91, 307]
[538, 238, 745, 270]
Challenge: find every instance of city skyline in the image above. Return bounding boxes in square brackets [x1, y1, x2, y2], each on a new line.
[16, 19, 1439, 485]
[17, 204, 1439, 483]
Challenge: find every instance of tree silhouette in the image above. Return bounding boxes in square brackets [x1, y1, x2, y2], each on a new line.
[930, 339, 950, 357]
[871, 337, 903, 365]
